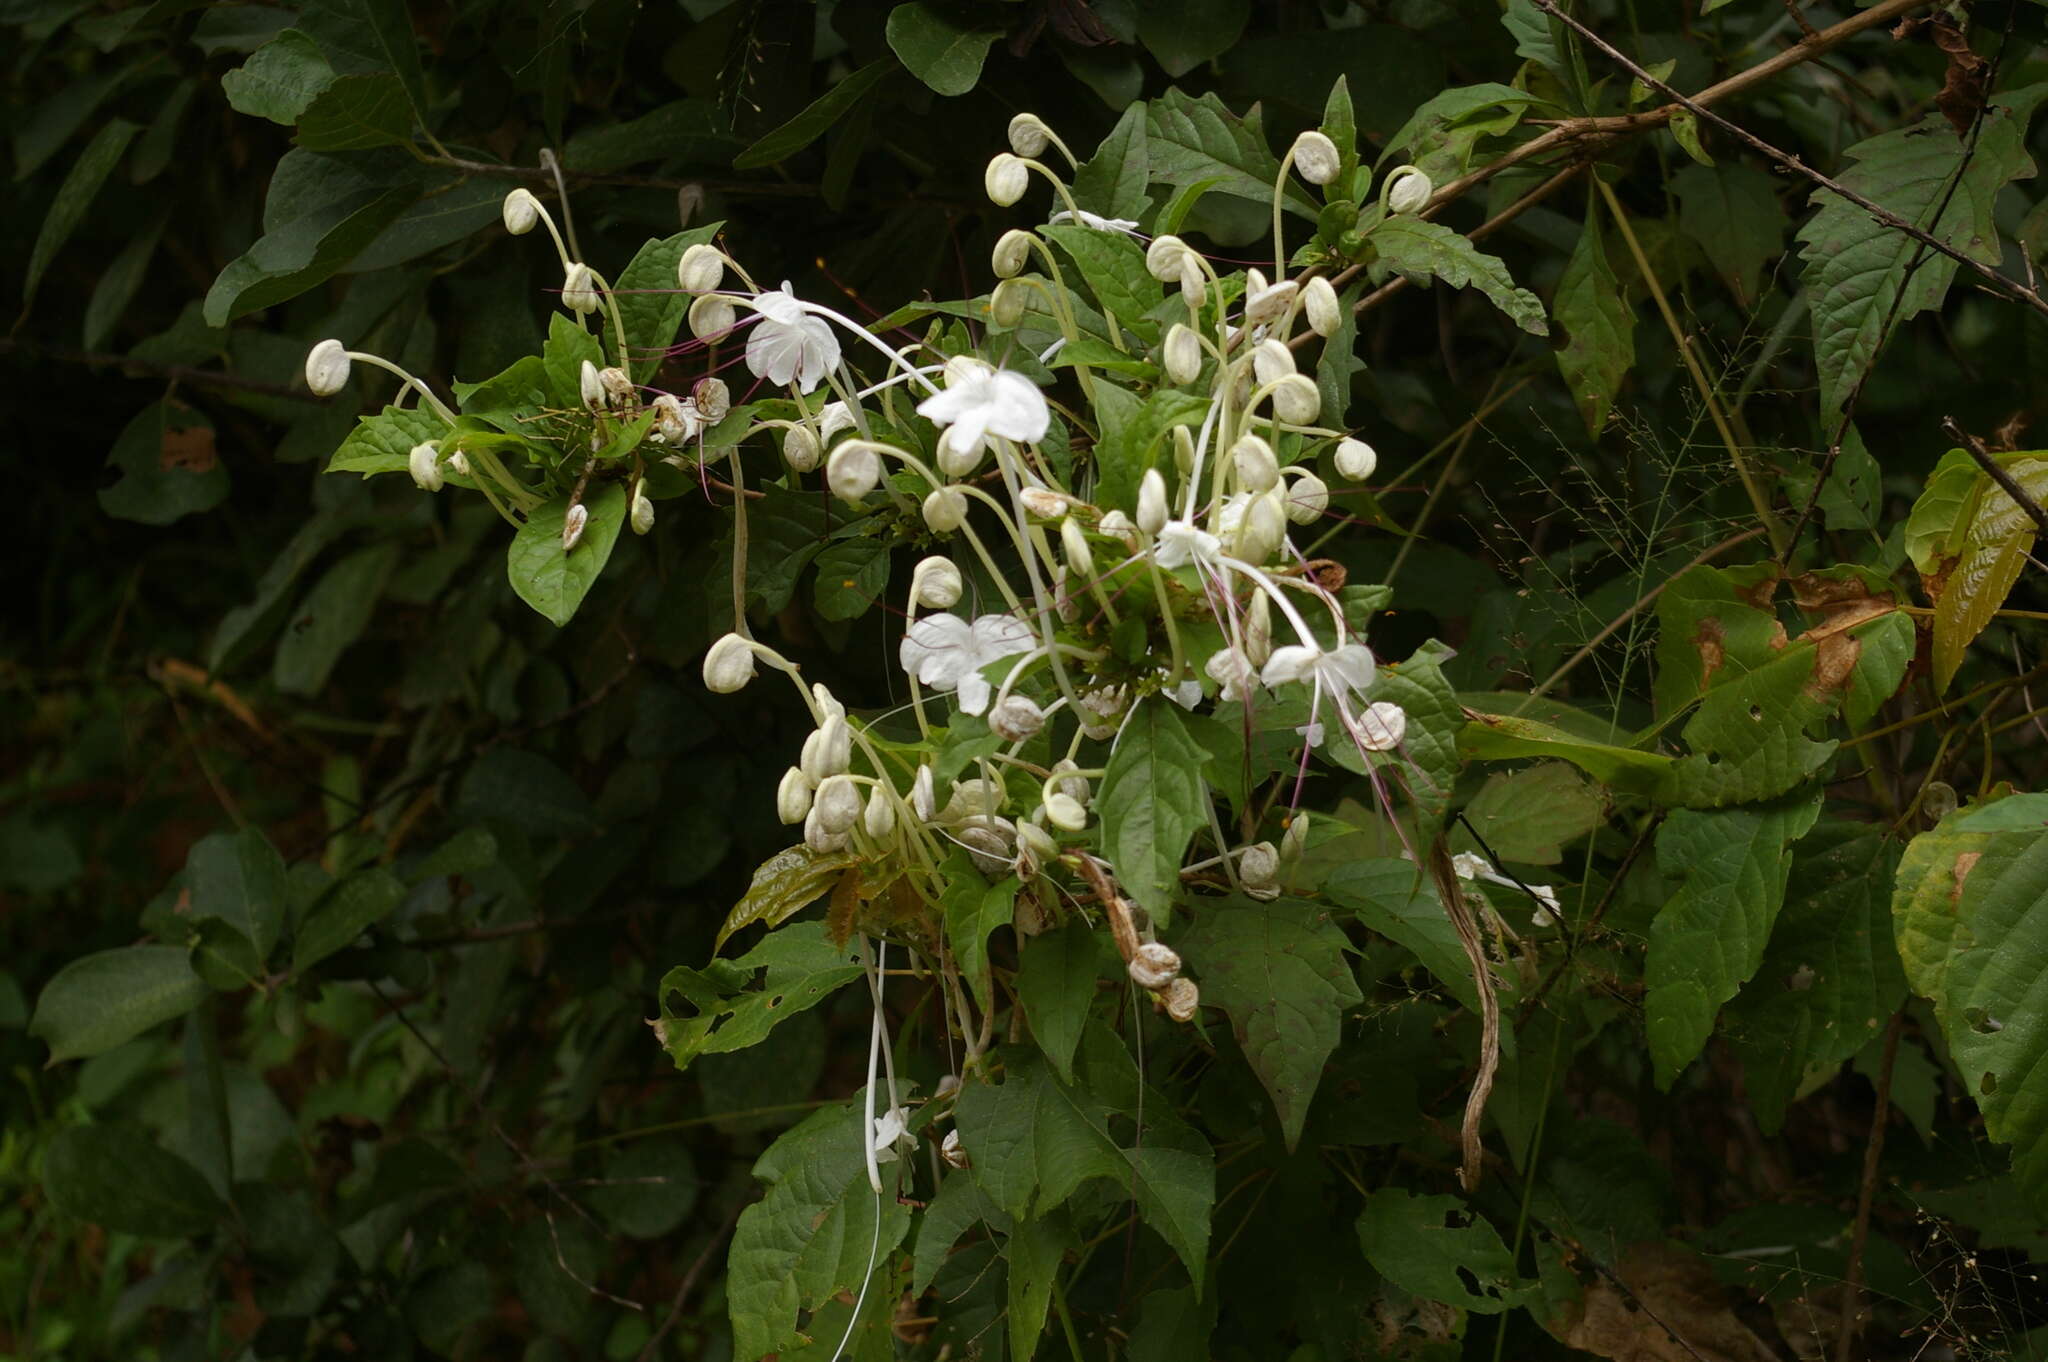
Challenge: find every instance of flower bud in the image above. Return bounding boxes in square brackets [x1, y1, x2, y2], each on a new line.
[992, 229, 1034, 279]
[813, 774, 862, 835]
[1146, 234, 1187, 282]
[1237, 492, 1287, 564]
[1291, 130, 1341, 186]
[652, 394, 699, 444]
[1304, 276, 1340, 337]
[911, 764, 937, 820]
[447, 451, 472, 478]
[1245, 591, 1273, 667]
[936, 428, 986, 479]
[1355, 700, 1408, 751]
[676, 243, 723, 293]
[1179, 256, 1207, 307]
[956, 815, 1017, 877]
[1282, 810, 1309, 862]
[693, 376, 730, 423]
[989, 694, 1045, 742]
[1271, 374, 1321, 425]
[1334, 437, 1378, 481]
[1239, 841, 1280, 889]
[600, 366, 635, 409]
[1136, 469, 1169, 536]
[1128, 942, 1182, 990]
[817, 401, 856, 444]
[912, 556, 963, 609]
[1162, 977, 1200, 1022]
[804, 805, 848, 854]
[408, 441, 444, 492]
[922, 486, 968, 534]
[1386, 167, 1433, 215]
[580, 360, 606, 412]
[502, 188, 541, 235]
[985, 153, 1029, 207]
[864, 788, 896, 839]
[826, 442, 881, 503]
[305, 339, 350, 396]
[990, 278, 1029, 327]
[801, 715, 852, 781]
[1007, 113, 1051, 158]
[941, 1127, 969, 1169]
[782, 423, 821, 473]
[1098, 509, 1138, 550]
[1173, 424, 1196, 478]
[1045, 791, 1089, 832]
[777, 767, 813, 824]
[688, 293, 735, 339]
[1253, 338, 1295, 386]
[1243, 273, 1298, 326]
[561, 261, 599, 315]
[1060, 517, 1093, 580]
[703, 633, 756, 693]
[1164, 323, 1201, 385]
[1286, 470, 1328, 525]
[1015, 818, 1057, 875]
[1232, 435, 1278, 494]
[631, 483, 654, 535]
[561, 502, 589, 551]
[1019, 487, 1069, 520]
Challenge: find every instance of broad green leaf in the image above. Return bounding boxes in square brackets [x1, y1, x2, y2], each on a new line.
[588, 1139, 699, 1239]
[1041, 222, 1164, 344]
[187, 828, 289, 964]
[293, 868, 405, 972]
[813, 535, 892, 622]
[912, 1169, 1010, 1296]
[943, 859, 1017, 1016]
[409, 825, 498, 883]
[44, 1123, 223, 1237]
[1357, 1188, 1530, 1314]
[716, 844, 860, 951]
[454, 746, 598, 836]
[1459, 710, 1673, 795]
[1348, 639, 1465, 842]
[1905, 448, 1986, 578]
[273, 543, 398, 694]
[203, 182, 416, 324]
[1894, 792, 2048, 1210]
[563, 99, 738, 174]
[1502, 0, 1569, 88]
[1725, 823, 1906, 1132]
[82, 218, 163, 351]
[1006, 1213, 1069, 1361]
[1552, 209, 1633, 432]
[1456, 762, 1604, 865]
[612, 222, 723, 383]
[507, 484, 627, 627]
[1910, 453, 2048, 691]
[220, 30, 334, 125]
[1093, 384, 1209, 515]
[1324, 858, 1507, 1013]
[734, 57, 896, 169]
[1672, 161, 1785, 305]
[347, 173, 508, 272]
[1646, 788, 1822, 1087]
[1378, 83, 1540, 184]
[728, 1096, 913, 1361]
[295, 0, 428, 123]
[1177, 895, 1363, 1151]
[1017, 917, 1101, 1083]
[1797, 88, 2048, 422]
[1099, 698, 1211, 919]
[1145, 87, 1316, 218]
[1368, 217, 1547, 335]
[31, 946, 208, 1064]
[1135, 0, 1247, 78]
[98, 401, 230, 524]
[23, 117, 140, 315]
[326, 405, 441, 476]
[658, 919, 867, 1073]
[884, 2, 1000, 97]
[1072, 101, 1151, 225]
[294, 72, 411, 150]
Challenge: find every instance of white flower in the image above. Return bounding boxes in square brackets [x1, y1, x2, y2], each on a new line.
[745, 283, 841, 393]
[1296, 721, 1326, 746]
[1167, 676, 1204, 709]
[1386, 167, 1433, 214]
[1205, 645, 1257, 702]
[911, 556, 963, 609]
[1008, 112, 1052, 157]
[1152, 520, 1223, 572]
[1291, 130, 1341, 185]
[502, 188, 540, 235]
[817, 401, 857, 443]
[561, 262, 599, 315]
[703, 634, 756, 693]
[1046, 208, 1142, 236]
[305, 339, 350, 396]
[1351, 700, 1407, 751]
[923, 486, 968, 533]
[1304, 276, 1340, 337]
[1335, 437, 1378, 481]
[917, 367, 1049, 472]
[561, 502, 589, 551]
[898, 613, 1035, 715]
[985, 153, 1029, 206]
[676, 243, 723, 292]
[408, 442, 443, 492]
[1262, 642, 1376, 702]
[1448, 851, 1560, 926]
[652, 393, 700, 444]
[1136, 469, 1170, 536]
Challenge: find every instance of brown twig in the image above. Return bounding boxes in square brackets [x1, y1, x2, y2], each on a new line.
[1948, 416, 2048, 537]
[1837, 1009, 1905, 1362]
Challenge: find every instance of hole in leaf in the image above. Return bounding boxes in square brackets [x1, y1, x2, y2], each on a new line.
[1748, 704, 1763, 721]
[1982, 1071, 1999, 1095]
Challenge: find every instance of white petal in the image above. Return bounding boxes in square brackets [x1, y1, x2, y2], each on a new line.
[985, 371, 1050, 442]
[956, 670, 993, 715]
[1262, 644, 1319, 687]
[752, 284, 804, 324]
[969, 614, 1035, 662]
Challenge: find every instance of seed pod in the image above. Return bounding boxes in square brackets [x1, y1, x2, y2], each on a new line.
[1291, 130, 1341, 185]
[1128, 942, 1182, 990]
[776, 767, 813, 825]
[1015, 818, 1057, 868]
[676, 243, 724, 293]
[702, 633, 756, 693]
[984, 153, 1029, 207]
[304, 339, 350, 396]
[1163, 977, 1200, 1023]
[561, 502, 589, 552]
[1334, 437, 1378, 481]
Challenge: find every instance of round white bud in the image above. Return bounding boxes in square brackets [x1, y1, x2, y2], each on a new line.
[1281, 810, 1310, 862]
[702, 633, 756, 693]
[676, 243, 723, 293]
[688, 293, 735, 339]
[1179, 256, 1207, 307]
[561, 502, 589, 552]
[910, 764, 937, 820]
[1239, 491, 1288, 564]
[1018, 487, 1069, 520]
[1060, 517, 1093, 580]
[1232, 435, 1279, 493]
[825, 443, 881, 504]
[1238, 841, 1280, 889]
[408, 441, 444, 492]
[922, 486, 969, 534]
[864, 788, 896, 839]
[782, 423, 821, 472]
[1253, 338, 1296, 386]
[304, 339, 350, 396]
[1286, 469, 1328, 525]
[1098, 509, 1138, 550]
[631, 483, 654, 535]
[800, 714, 852, 781]
[1164, 323, 1202, 385]
[501, 188, 541, 235]
[912, 556, 963, 609]
[985, 153, 1029, 207]
[1244, 274, 1298, 326]
[1136, 469, 1169, 536]
[1290, 130, 1341, 186]
[561, 261, 599, 315]
[1044, 791, 1089, 832]
[992, 229, 1034, 278]
[1334, 437, 1378, 482]
[803, 805, 848, 854]
[447, 451, 472, 478]
[990, 278, 1029, 327]
[1386, 167, 1433, 215]
[989, 695, 1045, 742]
[1145, 234, 1188, 282]
[1245, 590, 1273, 666]
[1128, 942, 1182, 990]
[1304, 276, 1340, 338]
[776, 767, 814, 825]
[813, 774, 862, 836]
[1007, 112, 1051, 158]
[652, 394, 699, 444]
[1355, 700, 1408, 751]
[600, 366, 635, 409]
[1271, 374, 1321, 425]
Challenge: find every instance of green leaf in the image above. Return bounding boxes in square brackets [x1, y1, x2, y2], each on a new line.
[82, 218, 162, 351]
[813, 535, 892, 622]
[44, 1123, 224, 1237]
[1324, 858, 1503, 1013]
[1072, 101, 1151, 225]
[294, 71, 411, 150]
[1646, 788, 1822, 1088]
[295, 0, 427, 125]
[1552, 209, 1633, 432]
[1093, 386, 1209, 515]
[1041, 223, 1164, 344]
[1909, 453, 2048, 691]
[1099, 698, 1211, 920]
[1314, 281, 1364, 428]
[1673, 161, 1785, 305]
[1456, 762, 1605, 865]
[507, 485, 628, 627]
[1006, 1213, 1069, 1362]
[913, 1168, 1010, 1296]
[455, 747, 598, 836]
[325, 403, 445, 475]
[733, 57, 896, 169]
[715, 844, 860, 951]
[588, 1138, 699, 1239]
[612, 222, 724, 383]
[348, 173, 509, 272]
[273, 544, 398, 694]
[727, 1095, 914, 1360]
[1379, 83, 1540, 185]
[563, 99, 737, 174]
[1145, 88, 1316, 218]
[1668, 107, 1713, 165]
[98, 401, 230, 525]
[1354, 640, 1466, 842]
[1797, 88, 2048, 422]
[220, 30, 334, 125]
[658, 919, 867, 1074]
[1502, 0, 1569, 87]
[1017, 918, 1100, 1084]
[1135, 0, 1247, 78]
[30, 946, 208, 1064]
[1177, 895, 1363, 1151]
[187, 829, 289, 964]
[541, 310, 605, 407]
[884, 3, 1000, 97]
[1894, 792, 2048, 1210]
[943, 861, 1017, 1017]
[203, 181, 415, 325]
[1357, 1188, 1530, 1314]
[1460, 709, 1673, 795]
[293, 868, 406, 972]
[1725, 823, 1906, 1132]
[23, 117, 140, 315]
[1369, 217, 1548, 335]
